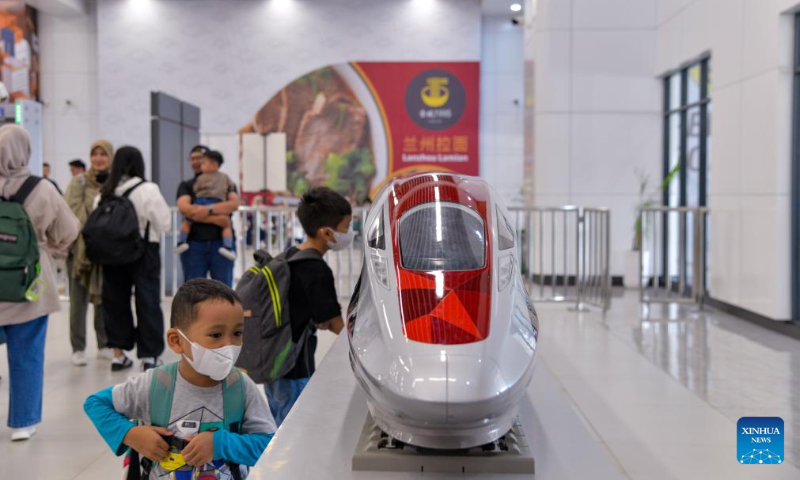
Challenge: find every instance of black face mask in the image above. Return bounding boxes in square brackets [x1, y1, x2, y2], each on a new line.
[96, 171, 109, 184]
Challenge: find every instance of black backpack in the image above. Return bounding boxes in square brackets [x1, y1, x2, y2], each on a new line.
[83, 181, 148, 266]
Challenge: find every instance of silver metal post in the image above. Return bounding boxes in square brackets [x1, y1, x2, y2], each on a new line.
[604, 211, 611, 310]
[563, 210, 568, 300]
[679, 211, 686, 296]
[576, 209, 583, 309]
[639, 210, 645, 304]
[697, 210, 706, 308]
[592, 211, 600, 301]
[538, 211, 543, 297]
[254, 210, 262, 252]
[650, 211, 664, 295]
[551, 211, 556, 299]
[172, 209, 179, 295]
[279, 210, 286, 253]
[348, 221, 354, 295]
[160, 232, 166, 300]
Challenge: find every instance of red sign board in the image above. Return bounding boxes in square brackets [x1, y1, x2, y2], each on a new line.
[352, 62, 480, 179]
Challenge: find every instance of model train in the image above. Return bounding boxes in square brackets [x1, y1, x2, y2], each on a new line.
[347, 173, 539, 449]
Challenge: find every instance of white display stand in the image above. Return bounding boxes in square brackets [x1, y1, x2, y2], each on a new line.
[250, 335, 626, 480]
[241, 132, 287, 193]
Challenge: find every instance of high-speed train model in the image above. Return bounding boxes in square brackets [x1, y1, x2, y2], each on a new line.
[347, 173, 539, 450]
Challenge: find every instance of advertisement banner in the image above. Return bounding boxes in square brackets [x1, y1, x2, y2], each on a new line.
[241, 61, 480, 204]
[352, 62, 480, 183]
[0, 2, 38, 101]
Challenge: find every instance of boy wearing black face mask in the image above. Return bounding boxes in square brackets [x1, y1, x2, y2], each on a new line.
[260, 187, 352, 426]
[83, 279, 275, 479]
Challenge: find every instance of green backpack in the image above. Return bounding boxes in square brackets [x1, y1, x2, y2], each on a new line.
[125, 362, 246, 480]
[0, 176, 42, 302]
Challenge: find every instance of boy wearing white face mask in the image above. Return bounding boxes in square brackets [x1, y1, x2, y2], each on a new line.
[83, 279, 275, 479]
[260, 187, 351, 426]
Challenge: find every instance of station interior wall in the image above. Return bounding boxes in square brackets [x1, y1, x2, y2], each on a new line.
[38, 0, 485, 194]
[531, 0, 800, 320]
[36, 0, 800, 320]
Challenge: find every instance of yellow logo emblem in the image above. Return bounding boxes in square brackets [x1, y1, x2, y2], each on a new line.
[421, 77, 450, 108]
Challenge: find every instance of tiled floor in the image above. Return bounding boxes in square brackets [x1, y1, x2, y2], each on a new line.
[538, 290, 800, 479]
[0, 290, 798, 479]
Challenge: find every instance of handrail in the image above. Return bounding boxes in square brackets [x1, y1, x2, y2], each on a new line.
[638, 206, 708, 307]
[154, 205, 611, 311]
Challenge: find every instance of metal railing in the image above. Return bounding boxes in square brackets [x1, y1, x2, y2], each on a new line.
[56, 204, 613, 311]
[638, 206, 708, 306]
[509, 206, 611, 311]
[161, 206, 368, 299]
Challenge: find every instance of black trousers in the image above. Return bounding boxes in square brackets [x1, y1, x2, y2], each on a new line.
[102, 242, 165, 358]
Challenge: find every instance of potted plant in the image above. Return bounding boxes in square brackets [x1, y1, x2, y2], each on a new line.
[624, 164, 680, 288]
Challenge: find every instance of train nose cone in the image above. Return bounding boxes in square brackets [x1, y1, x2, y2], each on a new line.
[445, 355, 513, 424]
[385, 355, 448, 422]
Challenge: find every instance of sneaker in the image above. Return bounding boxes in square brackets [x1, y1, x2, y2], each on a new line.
[71, 351, 87, 366]
[218, 247, 237, 261]
[111, 354, 133, 372]
[141, 357, 164, 371]
[97, 347, 115, 360]
[174, 242, 190, 254]
[11, 426, 36, 442]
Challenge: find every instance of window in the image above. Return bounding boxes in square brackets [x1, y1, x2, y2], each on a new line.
[663, 57, 710, 290]
[399, 202, 486, 271]
[367, 208, 385, 250]
[497, 207, 515, 251]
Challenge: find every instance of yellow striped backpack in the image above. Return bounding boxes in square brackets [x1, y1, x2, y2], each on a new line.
[234, 248, 323, 384]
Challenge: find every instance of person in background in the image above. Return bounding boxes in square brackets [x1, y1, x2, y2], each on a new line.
[177, 147, 239, 287]
[0, 125, 80, 441]
[64, 140, 115, 366]
[263, 187, 351, 425]
[42, 162, 61, 194]
[98, 146, 171, 372]
[69, 159, 86, 177]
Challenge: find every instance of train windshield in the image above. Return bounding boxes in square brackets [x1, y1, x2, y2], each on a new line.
[399, 202, 486, 271]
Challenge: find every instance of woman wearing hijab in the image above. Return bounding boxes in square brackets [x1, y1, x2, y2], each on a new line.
[0, 125, 80, 441]
[97, 146, 171, 371]
[64, 140, 114, 366]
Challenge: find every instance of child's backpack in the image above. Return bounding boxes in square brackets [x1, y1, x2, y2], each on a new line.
[123, 362, 246, 480]
[235, 248, 325, 384]
[0, 176, 41, 302]
[83, 180, 147, 266]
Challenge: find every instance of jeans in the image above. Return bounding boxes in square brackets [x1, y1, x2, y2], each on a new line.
[1, 315, 48, 428]
[194, 197, 221, 206]
[102, 243, 165, 358]
[264, 377, 310, 427]
[181, 240, 234, 287]
[67, 256, 107, 353]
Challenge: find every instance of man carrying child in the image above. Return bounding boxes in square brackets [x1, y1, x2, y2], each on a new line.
[175, 150, 236, 261]
[177, 147, 239, 287]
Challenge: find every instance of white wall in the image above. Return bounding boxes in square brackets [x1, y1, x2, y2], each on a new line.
[95, 0, 482, 175]
[480, 16, 525, 206]
[656, 0, 800, 320]
[530, 0, 662, 277]
[39, 2, 99, 191]
[531, 0, 799, 319]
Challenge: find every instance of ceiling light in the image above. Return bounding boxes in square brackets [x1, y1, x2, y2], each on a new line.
[510, 3, 522, 12]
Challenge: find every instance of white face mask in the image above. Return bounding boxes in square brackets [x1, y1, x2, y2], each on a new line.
[178, 330, 241, 381]
[327, 225, 354, 251]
